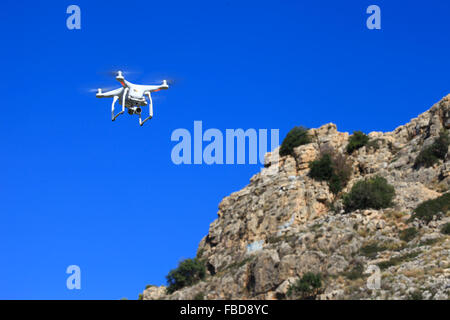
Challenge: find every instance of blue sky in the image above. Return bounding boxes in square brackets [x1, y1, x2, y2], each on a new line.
[0, 0, 449, 299]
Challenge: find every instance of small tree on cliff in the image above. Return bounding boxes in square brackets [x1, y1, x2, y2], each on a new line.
[280, 126, 311, 157]
[287, 272, 323, 300]
[166, 258, 206, 294]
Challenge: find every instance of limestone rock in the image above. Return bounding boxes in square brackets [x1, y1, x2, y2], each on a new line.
[141, 95, 450, 300]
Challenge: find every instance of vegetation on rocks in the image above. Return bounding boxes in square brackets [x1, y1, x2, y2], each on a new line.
[377, 251, 421, 270]
[193, 292, 205, 300]
[359, 242, 388, 259]
[414, 130, 449, 168]
[441, 222, 450, 235]
[140, 95, 450, 301]
[346, 131, 369, 154]
[166, 258, 206, 294]
[399, 227, 419, 242]
[343, 176, 395, 212]
[410, 193, 450, 223]
[287, 272, 323, 300]
[408, 291, 424, 300]
[309, 154, 333, 181]
[280, 126, 311, 157]
[344, 263, 364, 280]
[309, 147, 352, 194]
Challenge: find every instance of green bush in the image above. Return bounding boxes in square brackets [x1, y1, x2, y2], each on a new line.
[366, 139, 381, 151]
[166, 258, 206, 294]
[309, 149, 352, 195]
[399, 227, 418, 242]
[193, 292, 205, 300]
[344, 263, 364, 280]
[414, 131, 449, 169]
[287, 272, 322, 300]
[410, 193, 450, 223]
[441, 222, 450, 235]
[346, 131, 369, 154]
[328, 174, 344, 195]
[309, 154, 334, 181]
[377, 251, 420, 270]
[342, 176, 395, 212]
[280, 126, 311, 157]
[408, 291, 423, 300]
[329, 152, 352, 194]
[359, 243, 388, 259]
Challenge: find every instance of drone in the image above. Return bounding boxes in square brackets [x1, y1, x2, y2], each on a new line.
[95, 71, 169, 126]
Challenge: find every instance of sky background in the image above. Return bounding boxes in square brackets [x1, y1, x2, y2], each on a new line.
[0, 0, 449, 299]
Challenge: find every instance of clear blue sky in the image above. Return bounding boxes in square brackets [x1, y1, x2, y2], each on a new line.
[0, 0, 448, 299]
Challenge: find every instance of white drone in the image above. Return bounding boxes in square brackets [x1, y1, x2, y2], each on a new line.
[95, 71, 169, 126]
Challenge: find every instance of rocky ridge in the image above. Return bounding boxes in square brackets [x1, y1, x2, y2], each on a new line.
[143, 95, 450, 300]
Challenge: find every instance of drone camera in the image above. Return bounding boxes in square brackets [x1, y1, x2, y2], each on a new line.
[128, 106, 142, 115]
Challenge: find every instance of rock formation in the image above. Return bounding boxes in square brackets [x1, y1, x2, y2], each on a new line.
[143, 95, 450, 300]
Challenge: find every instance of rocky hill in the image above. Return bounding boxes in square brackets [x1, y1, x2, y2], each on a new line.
[143, 95, 450, 300]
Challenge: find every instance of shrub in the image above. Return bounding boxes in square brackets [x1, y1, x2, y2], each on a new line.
[410, 193, 450, 223]
[166, 258, 206, 294]
[399, 227, 418, 242]
[344, 263, 364, 280]
[309, 154, 334, 181]
[346, 131, 369, 154]
[342, 176, 395, 212]
[377, 251, 420, 270]
[359, 243, 388, 259]
[193, 292, 205, 300]
[280, 126, 311, 157]
[408, 291, 423, 300]
[287, 272, 323, 300]
[309, 148, 352, 195]
[441, 222, 450, 235]
[328, 174, 344, 195]
[329, 152, 352, 194]
[366, 139, 381, 151]
[414, 131, 449, 169]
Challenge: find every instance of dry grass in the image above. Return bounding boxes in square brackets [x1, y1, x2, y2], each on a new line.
[402, 268, 425, 278]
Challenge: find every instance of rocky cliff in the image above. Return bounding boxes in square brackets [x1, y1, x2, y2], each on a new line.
[143, 95, 450, 300]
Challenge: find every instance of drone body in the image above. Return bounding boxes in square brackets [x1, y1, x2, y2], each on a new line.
[96, 71, 169, 126]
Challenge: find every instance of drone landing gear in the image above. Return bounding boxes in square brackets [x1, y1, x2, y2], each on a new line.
[139, 92, 154, 126]
[111, 88, 128, 121]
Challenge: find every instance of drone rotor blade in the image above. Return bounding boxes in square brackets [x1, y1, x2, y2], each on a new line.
[87, 86, 116, 93]
[97, 69, 140, 78]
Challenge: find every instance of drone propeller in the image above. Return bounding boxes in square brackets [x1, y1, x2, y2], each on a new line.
[97, 69, 140, 78]
[144, 78, 177, 86]
[164, 79, 176, 85]
[137, 71, 180, 86]
[86, 86, 116, 93]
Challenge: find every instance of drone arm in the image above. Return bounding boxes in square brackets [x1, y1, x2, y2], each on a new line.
[111, 95, 124, 121]
[122, 87, 129, 108]
[142, 81, 169, 93]
[111, 87, 128, 121]
[96, 87, 123, 98]
[139, 92, 153, 126]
